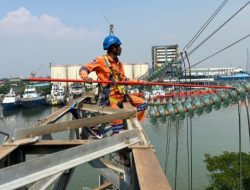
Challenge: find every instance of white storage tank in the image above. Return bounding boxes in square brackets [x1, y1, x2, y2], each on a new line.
[67, 65, 82, 86]
[133, 63, 148, 79]
[123, 64, 133, 79]
[50, 65, 67, 87]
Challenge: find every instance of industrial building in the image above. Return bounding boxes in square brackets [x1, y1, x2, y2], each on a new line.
[50, 63, 148, 87]
[151, 45, 179, 69]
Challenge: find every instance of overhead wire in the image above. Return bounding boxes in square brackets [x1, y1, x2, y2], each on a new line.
[184, 34, 250, 70]
[183, 0, 229, 52]
[187, 1, 250, 57]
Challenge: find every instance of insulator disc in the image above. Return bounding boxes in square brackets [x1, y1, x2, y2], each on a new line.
[175, 101, 185, 120]
[241, 82, 250, 95]
[228, 90, 239, 104]
[167, 103, 176, 121]
[149, 106, 157, 124]
[209, 94, 221, 110]
[159, 105, 166, 122]
[184, 99, 194, 118]
[218, 91, 230, 107]
[234, 84, 246, 100]
[192, 97, 203, 116]
[201, 96, 212, 113]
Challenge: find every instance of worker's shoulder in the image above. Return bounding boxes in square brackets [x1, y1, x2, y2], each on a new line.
[95, 56, 105, 62]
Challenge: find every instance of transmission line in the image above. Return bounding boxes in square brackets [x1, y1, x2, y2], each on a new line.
[183, 0, 229, 52]
[187, 1, 250, 56]
[185, 34, 250, 70]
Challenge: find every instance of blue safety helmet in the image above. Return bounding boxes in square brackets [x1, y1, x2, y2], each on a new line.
[103, 35, 122, 50]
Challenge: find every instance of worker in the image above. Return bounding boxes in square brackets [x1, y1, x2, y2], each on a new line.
[79, 35, 146, 135]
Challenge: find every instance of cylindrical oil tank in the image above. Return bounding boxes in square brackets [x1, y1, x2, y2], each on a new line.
[133, 63, 148, 79]
[123, 64, 133, 79]
[67, 65, 82, 86]
[50, 65, 67, 87]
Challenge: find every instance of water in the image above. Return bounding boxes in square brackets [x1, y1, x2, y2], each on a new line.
[1, 103, 250, 190]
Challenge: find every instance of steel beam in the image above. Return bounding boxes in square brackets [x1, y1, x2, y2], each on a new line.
[14, 110, 136, 140]
[0, 130, 140, 190]
[28, 172, 63, 190]
[89, 159, 129, 190]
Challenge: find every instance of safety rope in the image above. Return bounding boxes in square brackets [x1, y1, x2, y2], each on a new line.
[188, 1, 250, 57]
[183, 0, 229, 52]
[238, 101, 242, 190]
[94, 0, 111, 25]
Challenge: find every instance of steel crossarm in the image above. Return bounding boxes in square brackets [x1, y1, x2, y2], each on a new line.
[0, 129, 140, 190]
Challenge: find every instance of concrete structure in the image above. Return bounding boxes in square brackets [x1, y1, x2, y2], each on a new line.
[152, 45, 179, 69]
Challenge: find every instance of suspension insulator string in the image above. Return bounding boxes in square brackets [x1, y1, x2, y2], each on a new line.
[238, 101, 242, 190]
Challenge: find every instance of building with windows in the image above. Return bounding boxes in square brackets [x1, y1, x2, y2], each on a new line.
[151, 45, 179, 69]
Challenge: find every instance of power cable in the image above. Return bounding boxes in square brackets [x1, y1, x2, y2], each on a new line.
[245, 96, 250, 142]
[185, 51, 192, 95]
[174, 119, 180, 190]
[164, 120, 172, 174]
[186, 117, 191, 190]
[187, 1, 250, 57]
[185, 34, 250, 70]
[190, 118, 193, 190]
[238, 101, 242, 190]
[183, 0, 229, 52]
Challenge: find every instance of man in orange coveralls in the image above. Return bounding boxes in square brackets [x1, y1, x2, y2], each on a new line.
[79, 35, 146, 135]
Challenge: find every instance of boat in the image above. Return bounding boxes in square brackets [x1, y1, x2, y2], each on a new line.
[47, 83, 66, 105]
[1, 88, 21, 110]
[21, 85, 46, 108]
[69, 83, 84, 98]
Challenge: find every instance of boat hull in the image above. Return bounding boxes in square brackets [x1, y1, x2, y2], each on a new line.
[21, 97, 46, 108]
[1, 102, 20, 110]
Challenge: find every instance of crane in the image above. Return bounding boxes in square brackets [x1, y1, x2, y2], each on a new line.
[30, 65, 43, 78]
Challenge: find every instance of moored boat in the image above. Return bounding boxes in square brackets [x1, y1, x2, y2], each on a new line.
[21, 85, 46, 108]
[47, 83, 66, 105]
[1, 88, 21, 110]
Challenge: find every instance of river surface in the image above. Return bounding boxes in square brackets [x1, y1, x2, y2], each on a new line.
[1, 102, 250, 190]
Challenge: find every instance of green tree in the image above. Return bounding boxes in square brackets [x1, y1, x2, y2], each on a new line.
[204, 151, 250, 190]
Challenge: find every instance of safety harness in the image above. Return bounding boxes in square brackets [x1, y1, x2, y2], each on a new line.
[99, 56, 132, 107]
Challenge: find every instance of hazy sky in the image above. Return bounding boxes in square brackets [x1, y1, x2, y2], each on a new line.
[0, 0, 249, 78]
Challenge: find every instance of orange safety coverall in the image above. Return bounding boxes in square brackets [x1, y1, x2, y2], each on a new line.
[80, 55, 146, 133]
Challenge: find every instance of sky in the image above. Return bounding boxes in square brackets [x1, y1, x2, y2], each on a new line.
[0, 0, 249, 78]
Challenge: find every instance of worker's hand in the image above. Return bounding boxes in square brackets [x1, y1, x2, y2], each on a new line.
[82, 77, 93, 84]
